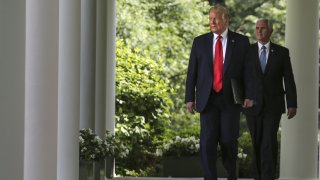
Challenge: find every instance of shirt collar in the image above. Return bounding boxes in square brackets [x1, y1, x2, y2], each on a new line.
[258, 41, 270, 51]
[213, 28, 228, 40]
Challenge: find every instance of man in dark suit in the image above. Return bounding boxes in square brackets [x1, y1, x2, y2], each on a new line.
[243, 19, 297, 180]
[185, 4, 249, 180]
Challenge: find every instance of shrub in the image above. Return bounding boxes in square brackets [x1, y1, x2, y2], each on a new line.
[79, 129, 130, 161]
[79, 128, 105, 161]
[157, 136, 200, 157]
[115, 39, 173, 176]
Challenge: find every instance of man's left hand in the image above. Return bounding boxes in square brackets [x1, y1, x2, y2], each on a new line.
[287, 107, 297, 119]
[243, 99, 254, 108]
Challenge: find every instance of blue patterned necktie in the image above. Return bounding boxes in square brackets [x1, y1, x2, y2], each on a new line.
[260, 46, 267, 73]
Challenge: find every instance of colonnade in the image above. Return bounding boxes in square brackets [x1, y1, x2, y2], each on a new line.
[0, 0, 318, 180]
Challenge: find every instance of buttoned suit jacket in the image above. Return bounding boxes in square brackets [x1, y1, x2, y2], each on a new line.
[244, 42, 297, 115]
[185, 30, 250, 112]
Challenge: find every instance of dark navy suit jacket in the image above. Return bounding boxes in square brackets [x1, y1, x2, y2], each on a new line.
[185, 30, 250, 112]
[244, 42, 297, 115]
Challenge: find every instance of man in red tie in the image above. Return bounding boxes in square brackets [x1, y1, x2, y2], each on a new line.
[185, 4, 250, 180]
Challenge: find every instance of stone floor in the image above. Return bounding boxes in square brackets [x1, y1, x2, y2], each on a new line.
[112, 178, 252, 180]
[111, 177, 319, 180]
[90, 175, 319, 180]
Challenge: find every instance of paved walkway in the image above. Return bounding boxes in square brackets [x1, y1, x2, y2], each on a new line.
[112, 177, 253, 180]
[112, 177, 319, 180]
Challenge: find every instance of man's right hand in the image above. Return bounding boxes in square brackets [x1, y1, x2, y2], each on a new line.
[186, 102, 195, 114]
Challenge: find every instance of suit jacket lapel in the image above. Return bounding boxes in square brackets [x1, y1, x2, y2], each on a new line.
[253, 43, 264, 76]
[207, 33, 214, 74]
[264, 42, 275, 74]
[223, 30, 234, 75]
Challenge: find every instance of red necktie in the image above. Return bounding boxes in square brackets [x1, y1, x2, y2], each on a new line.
[213, 35, 223, 92]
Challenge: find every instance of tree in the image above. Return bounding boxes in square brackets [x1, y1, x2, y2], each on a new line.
[226, 0, 286, 45]
[116, 0, 209, 140]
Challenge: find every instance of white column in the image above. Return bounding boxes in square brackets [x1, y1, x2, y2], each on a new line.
[80, 0, 96, 130]
[24, 0, 59, 180]
[57, 0, 80, 180]
[106, 0, 116, 133]
[280, 0, 319, 179]
[0, 1, 25, 180]
[95, 0, 107, 137]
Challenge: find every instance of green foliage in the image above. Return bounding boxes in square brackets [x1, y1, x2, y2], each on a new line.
[226, 0, 286, 45]
[238, 130, 254, 177]
[115, 39, 173, 175]
[79, 128, 105, 161]
[158, 136, 200, 157]
[79, 129, 129, 161]
[117, 0, 209, 116]
[117, 0, 209, 63]
[104, 130, 130, 159]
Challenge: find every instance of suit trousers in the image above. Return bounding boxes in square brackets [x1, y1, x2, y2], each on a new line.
[200, 90, 240, 180]
[246, 111, 282, 180]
